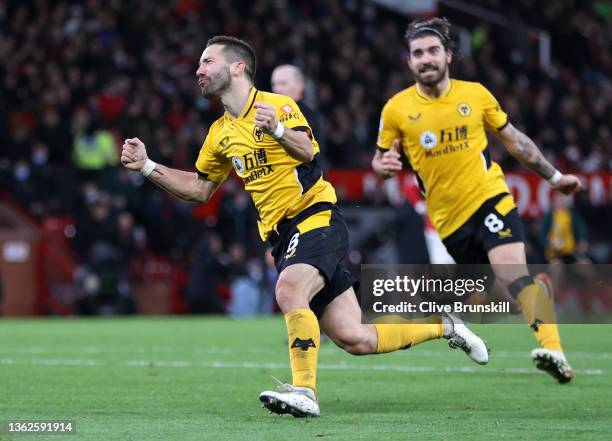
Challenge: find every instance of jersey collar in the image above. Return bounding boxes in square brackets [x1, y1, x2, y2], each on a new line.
[415, 79, 453, 101]
[240, 87, 258, 119]
[224, 87, 258, 121]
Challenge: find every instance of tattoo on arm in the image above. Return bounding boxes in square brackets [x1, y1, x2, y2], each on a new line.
[503, 126, 555, 179]
[152, 169, 164, 176]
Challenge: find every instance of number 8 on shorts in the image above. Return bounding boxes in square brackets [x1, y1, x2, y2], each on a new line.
[484, 213, 504, 233]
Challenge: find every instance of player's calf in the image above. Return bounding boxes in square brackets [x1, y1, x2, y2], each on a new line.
[327, 323, 378, 355]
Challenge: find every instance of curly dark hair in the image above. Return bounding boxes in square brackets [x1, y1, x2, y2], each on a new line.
[404, 17, 460, 59]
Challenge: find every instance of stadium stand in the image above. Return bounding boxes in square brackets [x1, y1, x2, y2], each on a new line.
[1, 0, 610, 315]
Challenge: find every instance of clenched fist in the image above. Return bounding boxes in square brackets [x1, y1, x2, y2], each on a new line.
[553, 174, 582, 195]
[121, 138, 148, 171]
[253, 102, 278, 134]
[378, 139, 403, 176]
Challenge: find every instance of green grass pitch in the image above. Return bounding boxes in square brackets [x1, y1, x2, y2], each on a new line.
[1, 317, 611, 440]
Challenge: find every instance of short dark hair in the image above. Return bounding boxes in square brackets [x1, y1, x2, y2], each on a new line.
[206, 35, 257, 81]
[404, 17, 460, 58]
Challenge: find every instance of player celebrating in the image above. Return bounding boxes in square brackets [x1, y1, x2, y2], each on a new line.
[372, 18, 581, 383]
[122, 35, 490, 417]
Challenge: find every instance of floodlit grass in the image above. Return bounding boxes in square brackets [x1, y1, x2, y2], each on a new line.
[1, 317, 611, 440]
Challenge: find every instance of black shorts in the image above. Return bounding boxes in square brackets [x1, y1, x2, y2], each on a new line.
[442, 193, 525, 264]
[269, 202, 358, 318]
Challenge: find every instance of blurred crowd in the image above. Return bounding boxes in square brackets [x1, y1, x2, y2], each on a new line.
[1, 0, 611, 314]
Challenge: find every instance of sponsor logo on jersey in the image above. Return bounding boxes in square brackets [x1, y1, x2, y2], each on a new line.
[423, 125, 470, 158]
[279, 112, 301, 123]
[243, 165, 273, 184]
[281, 104, 293, 114]
[241, 148, 273, 184]
[440, 125, 468, 143]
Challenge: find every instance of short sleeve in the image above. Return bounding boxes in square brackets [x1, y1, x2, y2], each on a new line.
[480, 85, 508, 131]
[277, 98, 312, 137]
[195, 125, 232, 183]
[376, 103, 401, 149]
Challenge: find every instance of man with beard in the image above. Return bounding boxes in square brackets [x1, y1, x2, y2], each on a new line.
[372, 18, 581, 383]
[121, 35, 489, 418]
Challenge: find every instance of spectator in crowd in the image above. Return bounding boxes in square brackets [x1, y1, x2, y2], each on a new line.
[271, 65, 325, 161]
[540, 193, 597, 304]
[71, 110, 119, 179]
[184, 232, 227, 314]
[228, 258, 267, 318]
[1, 1, 611, 315]
[540, 193, 590, 265]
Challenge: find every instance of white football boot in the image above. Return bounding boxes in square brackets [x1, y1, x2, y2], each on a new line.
[442, 313, 490, 365]
[531, 348, 574, 384]
[532, 273, 574, 383]
[259, 378, 320, 417]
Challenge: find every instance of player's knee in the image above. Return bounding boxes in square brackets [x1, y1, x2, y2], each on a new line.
[333, 328, 376, 355]
[275, 278, 307, 313]
[343, 342, 373, 355]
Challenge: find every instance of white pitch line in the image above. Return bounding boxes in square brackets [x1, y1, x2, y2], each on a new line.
[201, 361, 605, 376]
[5, 347, 612, 360]
[0, 358, 99, 366]
[0, 358, 604, 376]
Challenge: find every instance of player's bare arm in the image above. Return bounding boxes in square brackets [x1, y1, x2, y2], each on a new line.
[253, 102, 314, 162]
[121, 137, 220, 203]
[496, 123, 581, 195]
[371, 139, 402, 179]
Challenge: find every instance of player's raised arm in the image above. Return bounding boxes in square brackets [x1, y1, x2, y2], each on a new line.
[253, 102, 314, 162]
[372, 139, 403, 179]
[121, 137, 220, 203]
[495, 123, 582, 195]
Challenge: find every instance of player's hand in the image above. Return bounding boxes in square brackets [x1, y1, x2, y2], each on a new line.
[380, 139, 403, 176]
[121, 137, 148, 171]
[553, 174, 582, 195]
[253, 102, 278, 134]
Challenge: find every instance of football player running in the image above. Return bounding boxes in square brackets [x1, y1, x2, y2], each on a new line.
[372, 18, 581, 383]
[122, 35, 490, 418]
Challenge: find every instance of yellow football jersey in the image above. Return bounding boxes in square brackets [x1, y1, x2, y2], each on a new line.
[547, 208, 576, 258]
[378, 79, 512, 238]
[196, 87, 336, 241]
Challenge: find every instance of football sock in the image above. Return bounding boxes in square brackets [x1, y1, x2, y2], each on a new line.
[374, 316, 444, 353]
[515, 280, 563, 351]
[285, 308, 320, 391]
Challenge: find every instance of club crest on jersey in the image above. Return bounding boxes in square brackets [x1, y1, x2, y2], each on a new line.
[253, 126, 264, 143]
[232, 156, 245, 174]
[457, 103, 471, 117]
[281, 104, 293, 114]
[419, 131, 438, 149]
